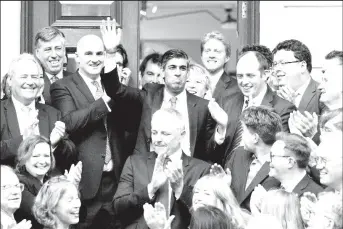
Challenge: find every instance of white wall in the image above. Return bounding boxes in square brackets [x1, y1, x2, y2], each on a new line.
[260, 1, 343, 81]
[1, 1, 21, 78]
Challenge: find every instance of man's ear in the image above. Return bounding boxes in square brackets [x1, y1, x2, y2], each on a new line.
[253, 133, 259, 144]
[225, 56, 230, 64]
[75, 52, 80, 64]
[261, 70, 268, 81]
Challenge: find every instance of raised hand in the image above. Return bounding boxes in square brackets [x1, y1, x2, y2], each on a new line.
[148, 152, 168, 196]
[292, 111, 318, 138]
[164, 158, 184, 199]
[300, 192, 317, 226]
[23, 119, 39, 140]
[143, 202, 175, 229]
[50, 121, 66, 147]
[120, 67, 132, 86]
[277, 85, 297, 104]
[100, 17, 122, 53]
[210, 163, 232, 186]
[12, 219, 32, 229]
[65, 161, 82, 187]
[250, 184, 267, 215]
[208, 99, 228, 129]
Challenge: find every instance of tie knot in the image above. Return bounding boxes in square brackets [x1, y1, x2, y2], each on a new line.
[92, 80, 100, 88]
[51, 75, 59, 83]
[22, 106, 32, 113]
[170, 97, 177, 108]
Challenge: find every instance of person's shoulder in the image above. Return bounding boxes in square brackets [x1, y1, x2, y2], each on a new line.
[188, 156, 211, 169]
[36, 103, 60, 114]
[143, 83, 164, 92]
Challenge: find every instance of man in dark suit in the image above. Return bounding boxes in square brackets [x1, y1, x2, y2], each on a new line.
[0, 53, 66, 167]
[200, 31, 240, 100]
[113, 108, 211, 229]
[50, 27, 130, 228]
[269, 132, 323, 196]
[100, 23, 228, 164]
[34, 26, 73, 105]
[226, 106, 282, 211]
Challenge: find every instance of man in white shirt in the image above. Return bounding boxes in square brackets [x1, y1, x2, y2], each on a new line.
[0, 53, 65, 167]
[114, 108, 211, 229]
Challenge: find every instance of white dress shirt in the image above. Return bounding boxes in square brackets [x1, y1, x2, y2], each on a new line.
[12, 96, 39, 135]
[282, 170, 307, 193]
[249, 84, 268, 107]
[1, 209, 17, 229]
[293, 78, 311, 108]
[210, 69, 224, 95]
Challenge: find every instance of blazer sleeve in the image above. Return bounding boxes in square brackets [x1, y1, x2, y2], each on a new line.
[280, 102, 296, 132]
[113, 156, 154, 223]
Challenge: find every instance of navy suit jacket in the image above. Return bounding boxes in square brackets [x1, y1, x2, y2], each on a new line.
[212, 71, 241, 101]
[0, 98, 61, 166]
[113, 151, 211, 229]
[50, 69, 129, 199]
[226, 147, 281, 211]
[292, 174, 324, 197]
[100, 68, 219, 163]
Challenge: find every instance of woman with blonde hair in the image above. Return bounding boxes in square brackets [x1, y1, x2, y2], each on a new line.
[192, 174, 250, 229]
[32, 175, 81, 229]
[260, 189, 305, 229]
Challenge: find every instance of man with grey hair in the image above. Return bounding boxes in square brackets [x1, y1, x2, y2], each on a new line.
[200, 31, 240, 100]
[0, 53, 65, 167]
[34, 26, 73, 105]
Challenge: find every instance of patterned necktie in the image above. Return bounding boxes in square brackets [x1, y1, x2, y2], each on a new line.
[243, 97, 250, 110]
[92, 81, 112, 165]
[169, 97, 177, 109]
[245, 155, 261, 190]
[51, 75, 59, 84]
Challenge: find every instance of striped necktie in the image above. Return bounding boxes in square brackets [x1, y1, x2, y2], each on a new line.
[51, 75, 59, 84]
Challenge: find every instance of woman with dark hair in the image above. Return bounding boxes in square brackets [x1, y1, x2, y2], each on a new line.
[14, 135, 81, 229]
[189, 206, 235, 229]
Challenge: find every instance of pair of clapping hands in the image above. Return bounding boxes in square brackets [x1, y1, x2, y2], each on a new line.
[64, 161, 83, 187]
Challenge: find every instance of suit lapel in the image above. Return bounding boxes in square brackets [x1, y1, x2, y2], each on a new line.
[298, 79, 318, 112]
[36, 103, 50, 138]
[236, 152, 254, 202]
[186, 92, 198, 155]
[3, 98, 21, 138]
[261, 86, 274, 107]
[42, 73, 51, 102]
[147, 152, 157, 182]
[213, 72, 231, 98]
[292, 174, 309, 195]
[241, 162, 270, 203]
[73, 72, 95, 103]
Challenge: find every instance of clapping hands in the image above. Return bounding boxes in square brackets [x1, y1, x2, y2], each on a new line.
[143, 202, 175, 229]
[65, 161, 82, 187]
[210, 163, 232, 186]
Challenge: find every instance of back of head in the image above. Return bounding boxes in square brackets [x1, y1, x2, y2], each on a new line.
[275, 132, 311, 169]
[113, 44, 129, 68]
[152, 108, 185, 131]
[139, 52, 162, 75]
[272, 39, 312, 73]
[240, 106, 283, 145]
[34, 26, 66, 49]
[260, 189, 304, 229]
[325, 50, 343, 64]
[161, 49, 189, 70]
[240, 44, 273, 69]
[200, 31, 231, 58]
[246, 214, 283, 229]
[190, 206, 235, 229]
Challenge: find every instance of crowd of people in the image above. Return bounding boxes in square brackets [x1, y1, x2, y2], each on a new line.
[1, 17, 342, 229]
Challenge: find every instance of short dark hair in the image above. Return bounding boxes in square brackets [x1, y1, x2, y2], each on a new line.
[325, 50, 343, 65]
[320, 108, 343, 131]
[161, 49, 189, 70]
[139, 52, 162, 75]
[35, 27, 66, 49]
[190, 206, 235, 229]
[272, 39, 312, 73]
[113, 44, 129, 68]
[238, 50, 270, 72]
[240, 44, 273, 69]
[240, 106, 282, 145]
[275, 132, 311, 169]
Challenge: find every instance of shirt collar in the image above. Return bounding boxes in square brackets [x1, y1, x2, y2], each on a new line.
[210, 69, 224, 90]
[294, 77, 311, 96]
[11, 95, 36, 111]
[163, 87, 187, 103]
[45, 71, 63, 81]
[78, 70, 101, 85]
[250, 84, 268, 106]
[281, 170, 307, 192]
[252, 152, 270, 165]
[169, 148, 183, 162]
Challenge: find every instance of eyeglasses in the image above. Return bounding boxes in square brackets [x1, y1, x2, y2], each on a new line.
[1, 183, 24, 192]
[272, 60, 301, 68]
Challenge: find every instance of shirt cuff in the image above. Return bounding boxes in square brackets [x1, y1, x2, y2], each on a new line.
[214, 125, 226, 145]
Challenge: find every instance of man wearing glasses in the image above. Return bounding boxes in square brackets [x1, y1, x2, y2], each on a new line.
[268, 132, 323, 196]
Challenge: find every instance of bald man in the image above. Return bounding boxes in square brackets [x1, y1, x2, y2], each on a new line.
[50, 34, 128, 229]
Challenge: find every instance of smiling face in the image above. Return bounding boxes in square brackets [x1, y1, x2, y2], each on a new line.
[76, 35, 105, 80]
[201, 39, 229, 74]
[1, 168, 22, 214]
[54, 184, 81, 227]
[269, 140, 292, 180]
[185, 69, 208, 98]
[35, 35, 65, 75]
[141, 60, 162, 86]
[9, 59, 43, 105]
[236, 53, 267, 98]
[163, 58, 189, 96]
[192, 179, 218, 211]
[25, 142, 51, 180]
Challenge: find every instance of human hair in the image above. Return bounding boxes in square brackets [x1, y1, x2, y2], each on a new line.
[319, 108, 343, 131]
[325, 50, 343, 64]
[189, 63, 211, 91]
[275, 132, 311, 169]
[161, 49, 189, 70]
[316, 192, 342, 229]
[1, 164, 17, 178]
[246, 214, 283, 229]
[272, 39, 312, 73]
[7, 53, 43, 81]
[200, 31, 231, 58]
[113, 44, 129, 68]
[34, 26, 66, 49]
[240, 106, 282, 145]
[53, 139, 79, 174]
[190, 206, 235, 229]
[240, 44, 273, 69]
[15, 135, 55, 174]
[139, 52, 162, 75]
[152, 108, 185, 132]
[238, 50, 270, 73]
[32, 175, 79, 229]
[193, 175, 250, 229]
[260, 189, 305, 229]
[1, 73, 11, 98]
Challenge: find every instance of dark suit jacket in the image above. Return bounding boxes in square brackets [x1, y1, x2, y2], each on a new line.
[212, 71, 241, 102]
[113, 151, 211, 229]
[42, 70, 73, 105]
[0, 98, 61, 166]
[50, 69, 129, 200]
[100, 68, 219, 163]
[227, 147, 281, 211]
[292, 174, 324, 197]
